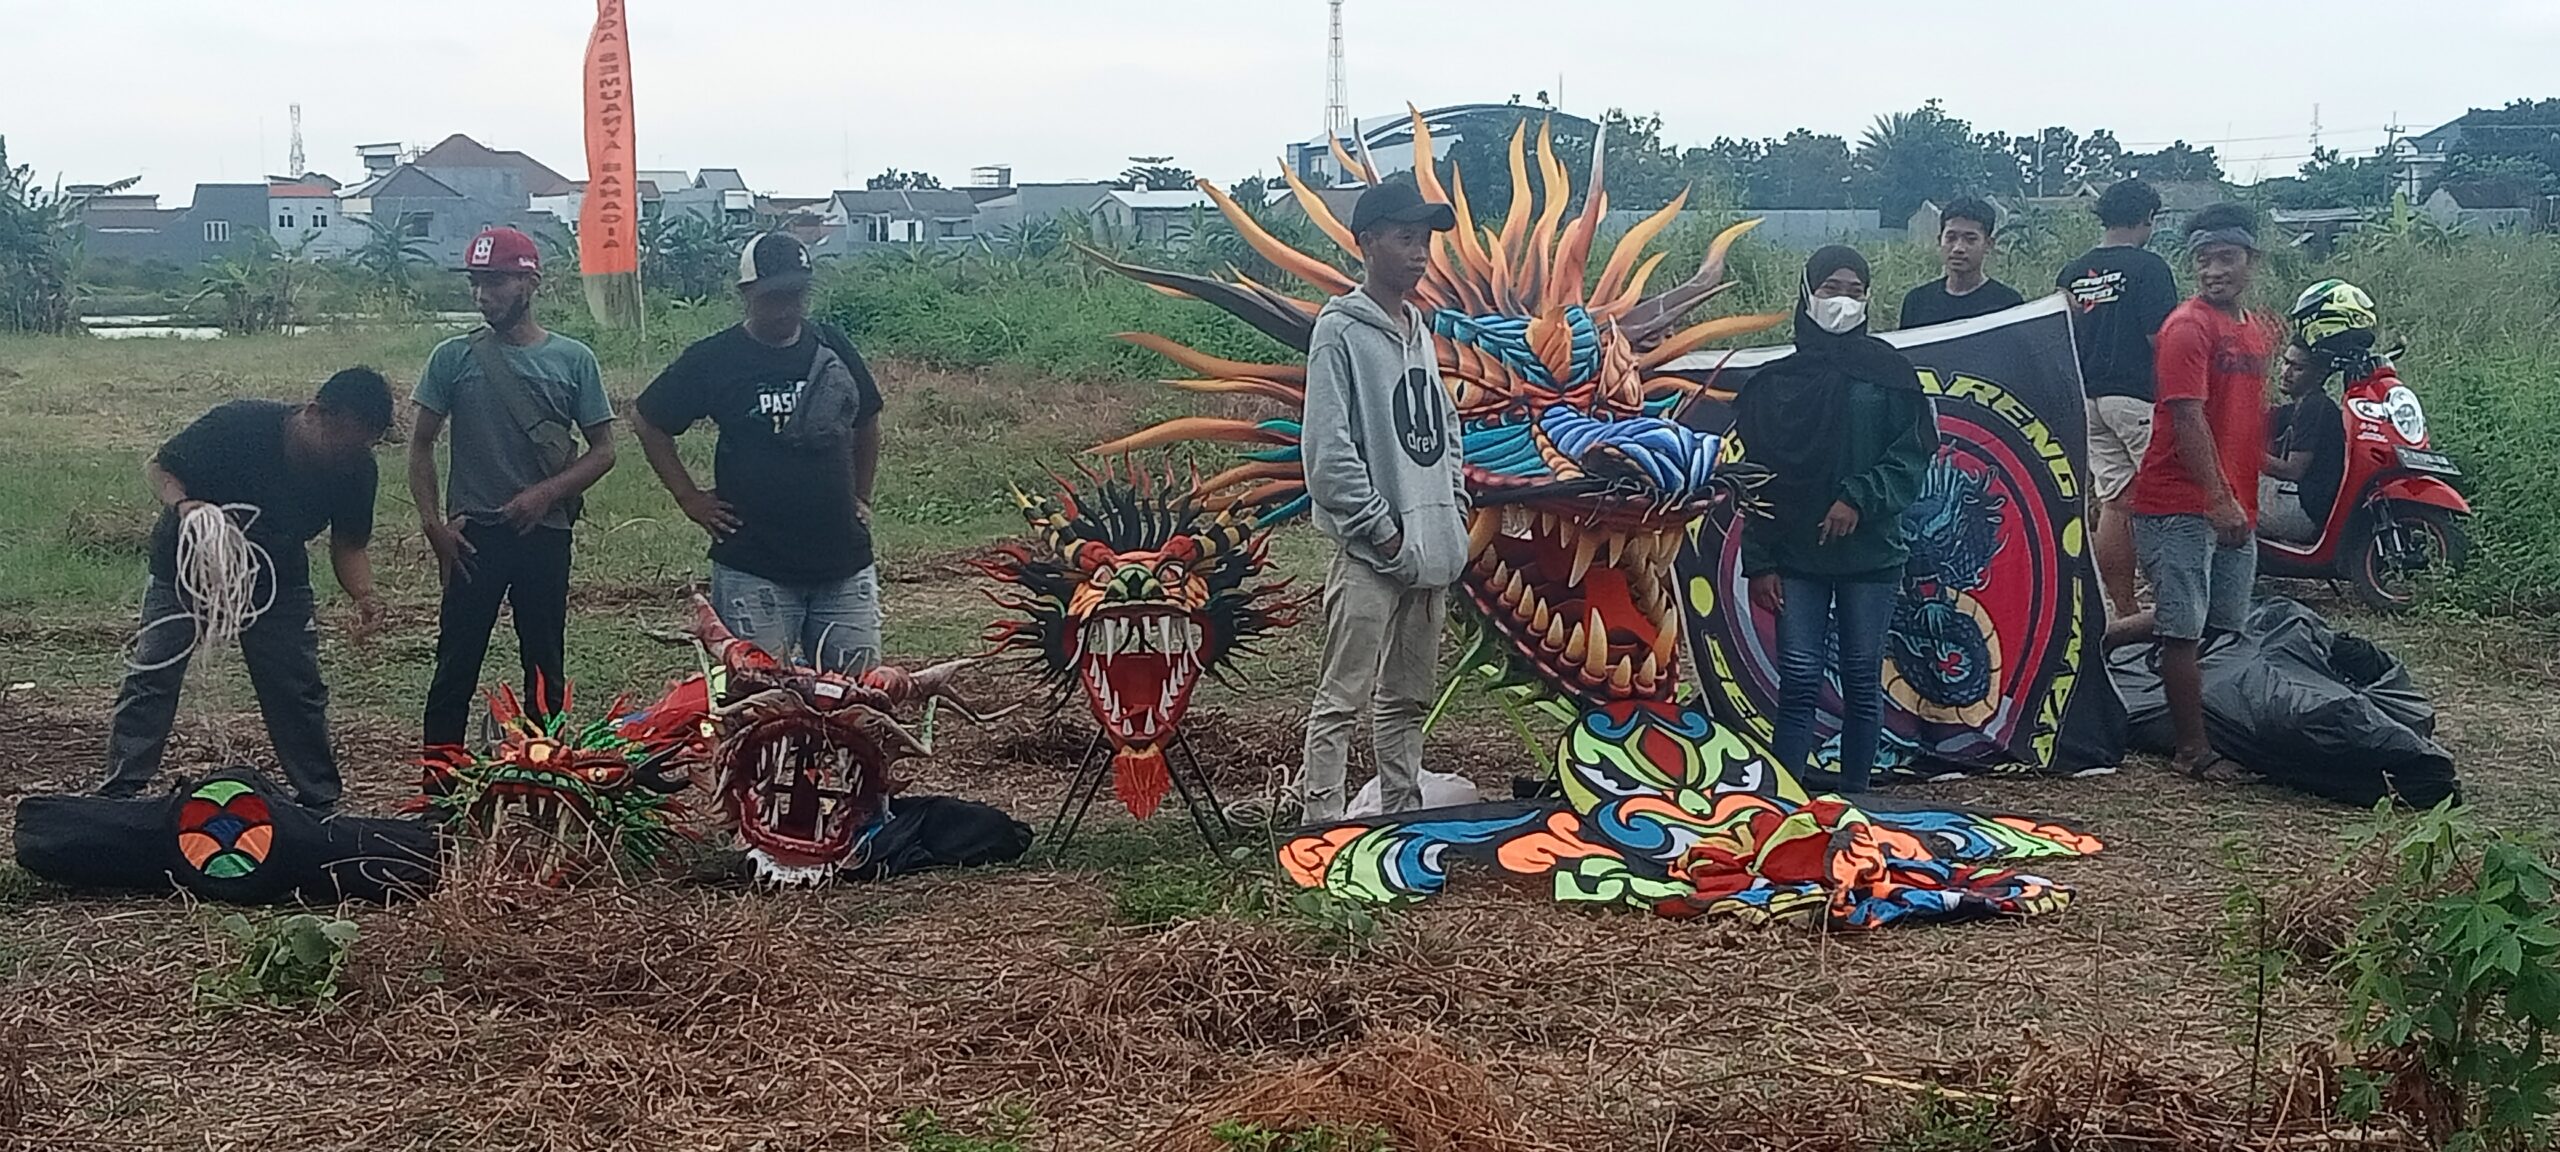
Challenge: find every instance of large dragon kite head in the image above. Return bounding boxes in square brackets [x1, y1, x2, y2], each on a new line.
[419, 682, 693, 881]
[1086, 108, 1782, 707]
[632, 596, 1000, 885]
[977, 459, 1297, 819]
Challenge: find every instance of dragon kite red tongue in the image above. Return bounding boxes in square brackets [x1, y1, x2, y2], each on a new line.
[1076, 610, 1207, 819]
[981, 458, 1297, 822]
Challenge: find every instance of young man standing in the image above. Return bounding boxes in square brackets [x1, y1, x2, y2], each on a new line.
[410, 226, 616, 749]
[1295, 181, 1467, 825]
[101, 368, 395, 811]
[2059, 179, 2180, 616]
[2120, 204, 2273, 781]
[1898, 197, 2024, 328]
[634, 232, 885, 672]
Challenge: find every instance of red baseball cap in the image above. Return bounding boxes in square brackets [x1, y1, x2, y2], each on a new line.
[461, 226, 541, 274]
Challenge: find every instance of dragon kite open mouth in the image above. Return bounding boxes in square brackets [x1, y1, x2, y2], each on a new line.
[626, 596, 999, 885]
[982, 462, 1296, 819]
[418, 683, 693, 883]
[1468, 501, 1696, 700]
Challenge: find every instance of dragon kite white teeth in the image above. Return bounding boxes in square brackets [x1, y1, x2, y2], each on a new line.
[979, 459, 1298, 823]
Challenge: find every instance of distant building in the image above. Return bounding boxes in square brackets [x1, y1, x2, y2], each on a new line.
[2394, 120, 2467, 202]
[1286, 103, 1598, 187]
[973, 181, 1117, 240]
[2269, 206, 2374, 256]
[1090, 188, 1218, 247]
[816, 187, 981, 248]
[2422, 182, 2539, 233]
[76, 183, 269, 267]
[265, 177, 364, 260]
[339, 134, 566, 265]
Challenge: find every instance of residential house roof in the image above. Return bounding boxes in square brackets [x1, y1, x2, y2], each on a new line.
[2147, 181, 2230, 211]
[349, 166, 465, 201]
[413, 133, 578, 196]
[638, 169, 693, 193]
[82, 207, 183, 233]
[1103, 189, 1217, 212]
[1265, 185, 1362, 223]
[267, 183, 338, 199]
[830, 188, 981, 219]
[694, 168, 746, 193]
[2432, 181, 2536, 210]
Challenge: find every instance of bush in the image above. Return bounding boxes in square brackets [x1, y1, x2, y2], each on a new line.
[194, 911, 360, 1009]
[2334, 803, 2560, 1148]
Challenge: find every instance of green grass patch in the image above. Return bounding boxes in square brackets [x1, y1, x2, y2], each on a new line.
[894, 1101, 1039, 1152]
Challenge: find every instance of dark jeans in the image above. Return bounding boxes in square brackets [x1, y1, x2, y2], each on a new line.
[1771, 575, 1899, 793]
[423, 522, 572, 748]
[103, 576, 339, 807]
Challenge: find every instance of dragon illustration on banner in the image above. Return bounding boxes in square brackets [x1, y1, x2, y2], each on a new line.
[978, 459, 1298, 820]
[1083, 108, 2102, 926]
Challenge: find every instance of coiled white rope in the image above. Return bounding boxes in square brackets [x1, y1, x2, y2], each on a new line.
[127, 503, 275, 672]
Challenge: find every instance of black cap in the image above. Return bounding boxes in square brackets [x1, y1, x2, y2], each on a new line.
[737, 232, 814, 291]
[1349, 181, 1456, 235]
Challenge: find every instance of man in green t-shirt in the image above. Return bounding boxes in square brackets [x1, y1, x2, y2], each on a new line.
[406, 227, 616, 749]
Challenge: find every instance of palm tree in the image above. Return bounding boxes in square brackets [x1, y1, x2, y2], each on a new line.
[0, 137, 132, 333]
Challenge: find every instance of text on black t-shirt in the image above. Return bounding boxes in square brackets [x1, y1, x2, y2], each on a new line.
[635, 322, 885, 585]
[2058, 245, 2180, 402]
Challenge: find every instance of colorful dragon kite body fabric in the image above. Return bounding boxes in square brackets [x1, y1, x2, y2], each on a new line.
[1087, 108, 2101, 928]
[613, 596, 994, 886]
[978, 461, 1297, 819]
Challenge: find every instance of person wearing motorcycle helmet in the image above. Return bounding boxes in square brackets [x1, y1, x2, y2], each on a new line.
[2259, 281, 2374, 543]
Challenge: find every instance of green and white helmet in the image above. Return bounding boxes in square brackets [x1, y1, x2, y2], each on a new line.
[2288, 279, 2378, 354]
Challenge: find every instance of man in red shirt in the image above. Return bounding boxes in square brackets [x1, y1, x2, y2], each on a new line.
[2114, 203, 2273, 780]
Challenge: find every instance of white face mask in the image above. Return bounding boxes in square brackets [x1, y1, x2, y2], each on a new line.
[1807, 293, 1867, 335]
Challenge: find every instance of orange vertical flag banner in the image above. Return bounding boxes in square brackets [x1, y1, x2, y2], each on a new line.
[578, 0, 644, 327]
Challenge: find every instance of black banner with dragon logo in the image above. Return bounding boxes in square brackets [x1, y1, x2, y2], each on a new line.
[1668, 296, 2127, 777]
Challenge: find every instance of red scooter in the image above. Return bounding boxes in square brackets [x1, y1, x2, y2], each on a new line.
[2258, 359, 2472, 611]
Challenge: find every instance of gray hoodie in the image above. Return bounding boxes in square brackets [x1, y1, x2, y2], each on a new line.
[1302, 289, 1470, 588]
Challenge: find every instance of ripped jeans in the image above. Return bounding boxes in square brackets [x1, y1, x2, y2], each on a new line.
[708, 563, 881, 675]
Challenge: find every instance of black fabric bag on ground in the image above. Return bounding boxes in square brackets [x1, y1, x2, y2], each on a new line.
[13, 767, 438, 903]
[843, 796, 1034, 881]
[2110, 598, 2459, 807]
[13, 791, 177, 891]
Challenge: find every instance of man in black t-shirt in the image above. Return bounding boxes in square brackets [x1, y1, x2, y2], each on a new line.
[2057, 179, 2181, 615]
[634, 232, 886, 672]
[2260, 343, 2347, 544]
[102, 368, 395, 811]
[1899, 197, 2024, 328]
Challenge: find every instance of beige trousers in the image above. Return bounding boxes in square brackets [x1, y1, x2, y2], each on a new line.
[1299, 549, 1445, 823]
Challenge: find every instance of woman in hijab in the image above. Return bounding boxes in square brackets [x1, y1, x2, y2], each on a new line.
[1735, 245, 1937, 793]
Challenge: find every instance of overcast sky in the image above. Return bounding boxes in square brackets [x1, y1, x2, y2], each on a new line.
[10, 0, 2558, 199]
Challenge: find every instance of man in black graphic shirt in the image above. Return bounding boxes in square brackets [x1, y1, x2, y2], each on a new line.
[1899, 197, 2024, 328]
[2057, 179, 2181, 615]
[634, 233, 886, 672]
[102, 369, 395, 811]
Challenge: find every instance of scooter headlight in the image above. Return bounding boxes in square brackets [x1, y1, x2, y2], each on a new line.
[2352, 386, 2428, 444]
[2384, 385, 2426, 444]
